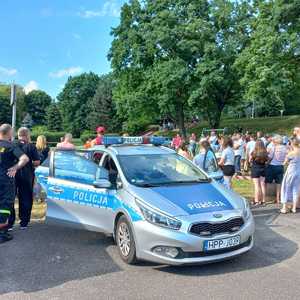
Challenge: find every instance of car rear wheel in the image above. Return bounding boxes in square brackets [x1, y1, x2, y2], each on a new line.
[116, 215, 137, 264]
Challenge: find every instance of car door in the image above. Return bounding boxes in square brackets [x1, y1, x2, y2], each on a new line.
[46, 150, 114, 233]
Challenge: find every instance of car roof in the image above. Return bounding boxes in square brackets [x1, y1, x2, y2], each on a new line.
[111, 145, 174, 156]
[99, 145, 175, 156]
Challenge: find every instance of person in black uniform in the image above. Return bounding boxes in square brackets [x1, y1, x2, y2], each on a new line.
[0, 124, 29, 243]
[8, 127, 40, 230]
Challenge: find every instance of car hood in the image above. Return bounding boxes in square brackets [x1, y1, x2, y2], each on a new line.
[130, 181, 244, 217]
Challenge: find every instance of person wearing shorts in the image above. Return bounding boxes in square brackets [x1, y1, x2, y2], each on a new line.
[266, 135, 287, 204]
[250, 140, 269, 206]
[219, 137, 235, 189]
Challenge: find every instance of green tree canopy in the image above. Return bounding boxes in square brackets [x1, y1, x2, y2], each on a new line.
[0, 83, 26, 125]
[57, 72, 100, 136]
[46, 103, 62, 131]
[236, 0, 300, 117]
[109, 0, 253, 134]
[87, 74, 120, 132]
[21, 113, 33, 129]
[24, 90, 52, 125]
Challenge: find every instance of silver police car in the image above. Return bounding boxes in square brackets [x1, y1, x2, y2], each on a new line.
[35, 136, 254, 265]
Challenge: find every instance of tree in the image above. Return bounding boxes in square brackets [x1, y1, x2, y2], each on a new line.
[0, 83, 26, 125]
[46, 103, 62, 131]
[109, 0, 253, 134]
[21, 113, 33, 129]
[24, 90, 52, 125]
[0, 94, 11, 124]
[236, 0, 300, 117]
[87, 74, 120, 132]
[57, 72, 100, 136]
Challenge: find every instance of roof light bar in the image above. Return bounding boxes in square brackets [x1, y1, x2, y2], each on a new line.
[102, 136, 166, 146]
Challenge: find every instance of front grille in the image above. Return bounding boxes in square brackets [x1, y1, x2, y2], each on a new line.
[189, 217, 244, 237]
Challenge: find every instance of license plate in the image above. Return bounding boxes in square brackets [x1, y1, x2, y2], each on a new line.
[204, 235, 240, 251]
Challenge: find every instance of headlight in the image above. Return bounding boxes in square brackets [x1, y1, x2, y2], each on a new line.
[136, 199, 182, 230]
[242, 198, 251, 220]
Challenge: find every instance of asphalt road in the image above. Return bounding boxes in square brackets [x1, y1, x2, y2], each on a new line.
[1, 208, 300, 300]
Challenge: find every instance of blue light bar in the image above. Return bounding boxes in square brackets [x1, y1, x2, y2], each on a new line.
[102, 136, 123, 145]
[148, 137, 166, 146]
[102, 136, 166, 146]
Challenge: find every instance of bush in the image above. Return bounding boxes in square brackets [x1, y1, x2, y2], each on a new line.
[80, 130, 95, 143]
[31, 131, 65, 144]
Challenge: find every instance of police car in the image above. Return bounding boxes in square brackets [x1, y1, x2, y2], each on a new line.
[35, 136, 254, 265]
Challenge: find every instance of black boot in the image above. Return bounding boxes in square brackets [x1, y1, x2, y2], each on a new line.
[0, 229, 13, 244]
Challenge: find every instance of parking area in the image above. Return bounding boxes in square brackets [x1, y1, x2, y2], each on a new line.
[1, 208, 300, 300]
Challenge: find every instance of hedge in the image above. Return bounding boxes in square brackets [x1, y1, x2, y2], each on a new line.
[31, 131, 65, 144]
[80, 131, 95, 143]
[80, 131, 119, 143]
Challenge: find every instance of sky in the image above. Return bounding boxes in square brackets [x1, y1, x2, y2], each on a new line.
[0, 0, 126, 98]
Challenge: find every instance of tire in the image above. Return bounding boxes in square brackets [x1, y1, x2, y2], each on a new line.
[116, 215, 137, 264]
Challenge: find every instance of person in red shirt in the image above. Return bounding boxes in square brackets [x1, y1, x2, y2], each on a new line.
[171, 134, 182, 150]
[91, 126, 106, 146]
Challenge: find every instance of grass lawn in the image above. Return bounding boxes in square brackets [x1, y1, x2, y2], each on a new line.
[157, 115, 300, 137]
[232, 179, 254, 200]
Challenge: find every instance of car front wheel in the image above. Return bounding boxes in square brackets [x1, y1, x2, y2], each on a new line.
[116, 215, 137, 264]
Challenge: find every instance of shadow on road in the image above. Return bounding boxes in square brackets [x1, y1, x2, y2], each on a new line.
[0, 214, 298, 294]
[155, 216, 298, 276]
[0, 223, 120, 295]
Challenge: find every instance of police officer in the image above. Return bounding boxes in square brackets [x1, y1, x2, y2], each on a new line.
[8, 127, 40, 230]
[0, 124, 29, 243]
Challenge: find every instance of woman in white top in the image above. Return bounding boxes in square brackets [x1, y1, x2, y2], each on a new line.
[219, 136, 235, 189]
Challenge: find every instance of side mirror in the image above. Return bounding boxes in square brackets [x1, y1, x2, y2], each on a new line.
[116, 180, 123, 189]
[93, 179, 112, 189]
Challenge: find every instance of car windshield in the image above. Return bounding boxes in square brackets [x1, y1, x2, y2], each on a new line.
[118, 153, 209, 187]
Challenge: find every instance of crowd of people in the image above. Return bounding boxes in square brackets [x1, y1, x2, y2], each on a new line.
[1, 121, 300, 244]
[171, 128, 300, 213]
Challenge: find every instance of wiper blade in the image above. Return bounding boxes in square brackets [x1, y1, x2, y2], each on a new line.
[154, 179, 211, 186]
[135, 183, 161, 188]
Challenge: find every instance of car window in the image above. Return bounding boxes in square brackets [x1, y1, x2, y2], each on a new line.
[204, 150, 219, 173]
[41, 157, 50, 167]
[54, 151, 98, 185]
[102, 155, 119, 186]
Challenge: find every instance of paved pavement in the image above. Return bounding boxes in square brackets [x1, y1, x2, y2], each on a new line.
[1, 208, 300, 300]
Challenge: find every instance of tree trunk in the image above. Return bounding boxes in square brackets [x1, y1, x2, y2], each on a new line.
[177, 103, 186, 138]
[207, 107, 222, 129]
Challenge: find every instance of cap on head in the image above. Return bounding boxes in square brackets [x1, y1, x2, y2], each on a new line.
[96, 126, 106, 134]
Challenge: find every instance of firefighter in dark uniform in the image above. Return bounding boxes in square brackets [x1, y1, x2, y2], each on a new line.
[8, 127, 40, 230]
[0, 124, 29, 244]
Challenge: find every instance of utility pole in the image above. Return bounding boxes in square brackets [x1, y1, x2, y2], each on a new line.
[10, 83, 17, 140]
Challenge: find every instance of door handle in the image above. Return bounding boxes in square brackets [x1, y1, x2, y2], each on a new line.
[49, 186, 64, 194]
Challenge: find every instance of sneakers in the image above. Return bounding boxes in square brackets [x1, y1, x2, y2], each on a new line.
[20, 222, 29, 230]
[0, 232, 13, 244]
